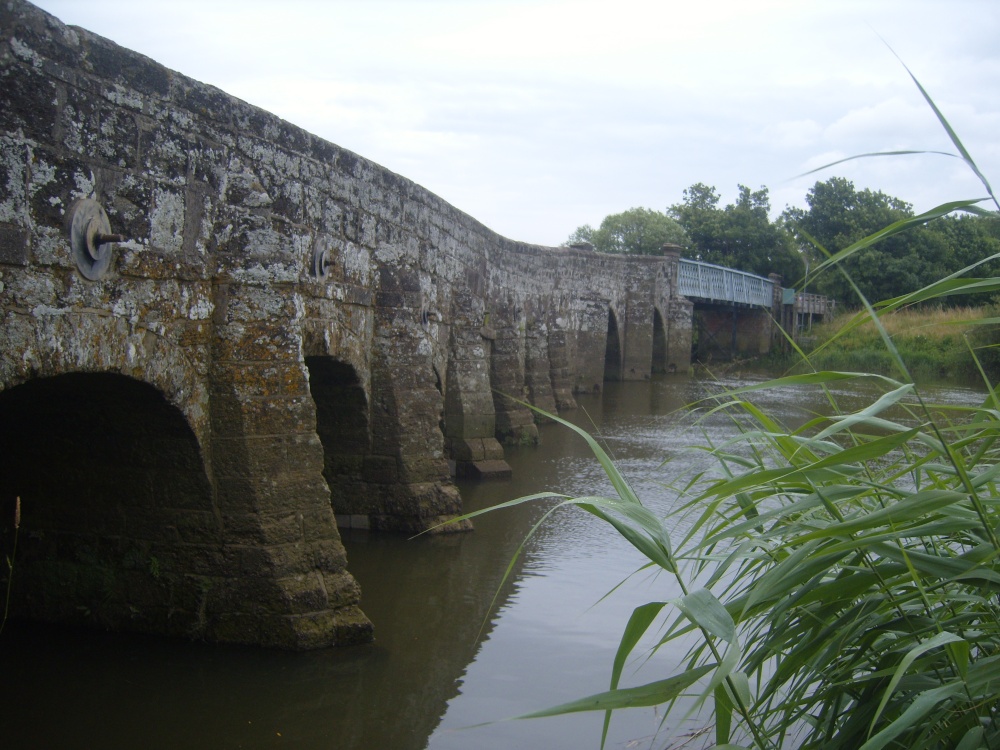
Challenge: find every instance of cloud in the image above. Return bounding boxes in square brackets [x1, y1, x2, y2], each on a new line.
[824, 98, 943, 150]
[759, 119, 825, 151]
[30, 0, 1000, 245]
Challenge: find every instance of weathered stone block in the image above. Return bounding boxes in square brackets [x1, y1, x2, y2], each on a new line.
[63, 85, 139, 167]
[272, 573, 330, 612]
[445, 437, 482, 462]
[106, 173, 155, 244]
[457, 459, 512, 480]
[259, 607, 373, 649]
[214, 474, 329, 515]
[219, 511, 271, 545]
[203, 576, 270, 615]
[444, 412, 496, 440]
[86, 37, 172, 99]
[178, 81, 238, 125]
[148, 541, 228, 577]
[312, 539, 350, 574]
[26, 148, 95, 231]
[239, 543, 298, 577]
[398, 453, 450, 484]
[0, 225, 29, 266]
[211, 323, 302, 362]
[208, 612, 262, 645]
[210, 393, 315, 437]
[362, 455, 398, 484]
[259, 512, 307, 546]
[210, 362, 310, 399]
[0, 64, 58, 142]
[324, 454, 365, 478]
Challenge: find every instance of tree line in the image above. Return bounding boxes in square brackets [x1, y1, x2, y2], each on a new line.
[567, 177, 1000, 306]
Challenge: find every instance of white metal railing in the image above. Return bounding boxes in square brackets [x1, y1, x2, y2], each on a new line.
[678, 259, 774, 308]
[794, 292, 833, 316]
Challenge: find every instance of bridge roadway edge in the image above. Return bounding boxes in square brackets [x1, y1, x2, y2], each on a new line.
[0, 0, 785, 647]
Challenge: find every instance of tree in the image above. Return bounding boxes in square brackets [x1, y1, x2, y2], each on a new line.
[566, 208, 687, 255]
[927, 213, 1000, 276]
[566, 224, 596, 246]
[784, 177, 958, 304]
[669, 183, 722, 257]
[787, 176, 912, 250]
[670, 183, 804, 283]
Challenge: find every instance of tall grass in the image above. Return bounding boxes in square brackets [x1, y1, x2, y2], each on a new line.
[795, 305, 1000, 382]
[468, 61, 1000, 749]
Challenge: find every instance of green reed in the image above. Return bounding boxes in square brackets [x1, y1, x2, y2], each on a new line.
[459, 57, 1000, 749]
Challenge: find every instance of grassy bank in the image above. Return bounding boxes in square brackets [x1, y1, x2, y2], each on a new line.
[771, 305, 1000, 383]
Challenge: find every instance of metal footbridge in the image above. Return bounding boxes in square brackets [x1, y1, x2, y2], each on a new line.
[678, 259, 774, 308]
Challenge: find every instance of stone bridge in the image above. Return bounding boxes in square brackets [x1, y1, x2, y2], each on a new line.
[0, 1, 828, 648]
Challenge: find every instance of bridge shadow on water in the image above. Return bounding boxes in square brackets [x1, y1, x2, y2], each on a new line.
[0, 521, 528, 749]
[0, 420, 580, 750]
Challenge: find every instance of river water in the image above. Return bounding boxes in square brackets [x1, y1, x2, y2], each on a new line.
[0, 374, 988, 749]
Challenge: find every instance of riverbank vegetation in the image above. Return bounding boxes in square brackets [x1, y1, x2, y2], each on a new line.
[769, 304, 1000, 383]
[498, 63, 1000, 749]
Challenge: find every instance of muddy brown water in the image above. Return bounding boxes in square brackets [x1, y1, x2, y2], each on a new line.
[0, 374, 987, 749]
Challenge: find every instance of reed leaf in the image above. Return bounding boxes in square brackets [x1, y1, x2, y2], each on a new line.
[517, 664, 717, 717]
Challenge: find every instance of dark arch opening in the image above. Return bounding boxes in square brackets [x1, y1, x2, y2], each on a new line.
[0, 372, 214, 635]
[604, 309, 623, 382]
[304, 357, 372, 525]
[652, 308, 668, 375]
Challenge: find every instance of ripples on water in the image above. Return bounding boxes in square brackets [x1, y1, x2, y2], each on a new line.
[0, 374, 988, 749]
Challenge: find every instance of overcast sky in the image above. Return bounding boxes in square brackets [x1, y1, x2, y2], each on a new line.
[31, 0, 1000, 247]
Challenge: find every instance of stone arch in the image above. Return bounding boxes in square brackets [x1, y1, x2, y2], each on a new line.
[0, 371, 217, 638]
[604, 307, 623, 382]
[0, 312, 210, 449]
[304, 356, 373, 527]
